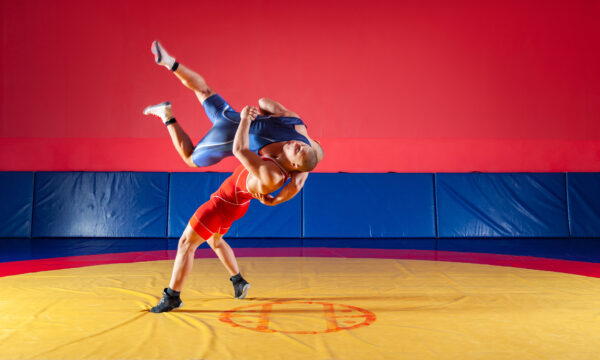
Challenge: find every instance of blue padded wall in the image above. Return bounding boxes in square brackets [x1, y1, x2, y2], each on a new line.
[32, 172, 168, 237]
[168, 173, 302, 238]
[229, 195, 302, 238]
[0, 172, 34, 237]
[303, 173, 436, 238]
[567, 173, 600, 237]
[436, 173, 569, 237]
[168, 173, 227, 237]
[2, 171, 595, 246]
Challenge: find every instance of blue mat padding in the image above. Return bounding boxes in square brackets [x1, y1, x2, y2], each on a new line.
[302, 238, 436, 250]
[32, 172, 168, 238]
[0, 239, 32, 262]
[0, 172, 34, 237]
[0, 238, 167, 262]
[1, 237, 598, 264]
[167, 238, 303, 250]
[30, 238, 168, 259]
[303, 173, 436, 238]
[567, 173, 600, 237]
[437, 238, 573, 260]
[168, 173, 228, 237]
[436, 173, 569, 238]
[1, 170, 598, 265]
[567, 238, 600, 262]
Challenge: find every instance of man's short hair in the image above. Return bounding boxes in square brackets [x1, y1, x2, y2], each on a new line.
[298, 150, 318, 172]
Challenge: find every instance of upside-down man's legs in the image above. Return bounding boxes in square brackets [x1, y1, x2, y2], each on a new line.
[172, 63, 216, 103]
[144, 41, 220, 167]
[142, 102, 197, 167]
[152, 40, 216, 103]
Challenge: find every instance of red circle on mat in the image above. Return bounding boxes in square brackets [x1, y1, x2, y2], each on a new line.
[220, 301, 376, 334]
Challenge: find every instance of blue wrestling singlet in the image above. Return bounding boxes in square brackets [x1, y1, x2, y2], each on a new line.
[192, 94, 312, 167]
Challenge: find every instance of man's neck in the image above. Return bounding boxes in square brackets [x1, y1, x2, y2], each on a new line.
[258, 141, 285, 157]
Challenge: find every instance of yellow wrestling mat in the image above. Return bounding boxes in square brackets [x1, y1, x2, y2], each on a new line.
[1, 257, 600, 359]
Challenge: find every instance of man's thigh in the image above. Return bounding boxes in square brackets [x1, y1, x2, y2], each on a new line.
[202, 94, 241, 124]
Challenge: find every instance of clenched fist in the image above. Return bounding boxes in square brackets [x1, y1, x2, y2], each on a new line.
[240, 105, 259, 122]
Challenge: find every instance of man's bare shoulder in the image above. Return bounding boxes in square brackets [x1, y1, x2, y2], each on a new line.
[269, 110, 300, 118]
[247, 159, 287, 192]
[281, 110, 300, 118]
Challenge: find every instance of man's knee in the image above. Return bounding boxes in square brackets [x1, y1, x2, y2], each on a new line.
[206, 233, 223, 249]
[178, 227, 203, 251]
[184, 156, 197, 168]
[195, 89, 216, 104]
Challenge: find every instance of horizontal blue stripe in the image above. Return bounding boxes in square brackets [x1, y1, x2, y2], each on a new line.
[0, 238, 167, 262]
[1, 238, 599, 264]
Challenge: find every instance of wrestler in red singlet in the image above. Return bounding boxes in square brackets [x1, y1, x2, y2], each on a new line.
[188, 158, 289, 240]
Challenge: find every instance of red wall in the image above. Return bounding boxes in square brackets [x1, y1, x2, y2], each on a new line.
[1, 0, 599, 172]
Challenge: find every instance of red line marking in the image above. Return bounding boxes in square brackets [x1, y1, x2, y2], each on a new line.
[322, 303, 340, 332]
[256, 303, 273, 332]
[219, 301, 376, 334]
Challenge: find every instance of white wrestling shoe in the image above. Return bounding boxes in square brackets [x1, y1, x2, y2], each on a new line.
[143, 101, 174, 124]
[151, 40, 176, 70]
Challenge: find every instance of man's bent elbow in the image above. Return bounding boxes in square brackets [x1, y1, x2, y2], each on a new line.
[232, 147, 247, 160]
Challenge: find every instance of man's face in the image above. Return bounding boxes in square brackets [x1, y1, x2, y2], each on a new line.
[283, 141, 311, 169]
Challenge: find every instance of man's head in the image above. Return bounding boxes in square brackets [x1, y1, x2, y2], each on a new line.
[282, 141, 318, 172]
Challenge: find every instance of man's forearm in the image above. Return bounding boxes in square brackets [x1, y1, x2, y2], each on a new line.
[233, 116, 251, 154]
[271, 184, 301, 205]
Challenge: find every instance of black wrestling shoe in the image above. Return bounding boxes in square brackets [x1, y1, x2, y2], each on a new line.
[230, 274, 251, 299]
[150, 288, 183, 313]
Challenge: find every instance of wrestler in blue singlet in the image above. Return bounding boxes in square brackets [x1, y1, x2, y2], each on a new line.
[192, 94, 312, 167]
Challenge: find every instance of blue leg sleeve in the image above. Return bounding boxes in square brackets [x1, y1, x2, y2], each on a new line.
[192, 94, 242, 167]
[191, 120, 239, 167]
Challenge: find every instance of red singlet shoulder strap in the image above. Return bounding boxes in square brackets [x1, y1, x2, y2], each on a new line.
[260, 156, 290, 181]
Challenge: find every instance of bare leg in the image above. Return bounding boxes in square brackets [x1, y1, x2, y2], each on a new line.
[166, 122, 197, 167]
[172, 63, 216, 103]
[147, 42, 217, 166]
[143, 103, 198, 167]
[168, 225, 208, 291]
[207, 235, 240, 276]
[152, 41, 215, 103]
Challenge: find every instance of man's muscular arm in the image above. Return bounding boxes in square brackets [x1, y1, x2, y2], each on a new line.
[233, 106, 282, 188]
[254, 172, 308, 206]
[258, 97, 299, 117]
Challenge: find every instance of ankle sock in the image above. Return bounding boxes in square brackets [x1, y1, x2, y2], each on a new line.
[166, 288, 180, 297]
[230, 273, 244, 283]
